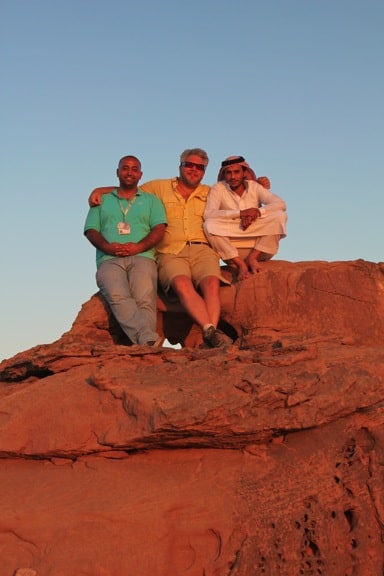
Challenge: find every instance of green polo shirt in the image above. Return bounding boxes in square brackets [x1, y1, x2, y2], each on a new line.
[84, 188, 167, 268]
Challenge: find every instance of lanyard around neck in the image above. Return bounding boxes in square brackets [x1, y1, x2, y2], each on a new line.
[117, 194, 137, 221]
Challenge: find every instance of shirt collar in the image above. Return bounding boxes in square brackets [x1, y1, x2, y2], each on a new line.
[113, 187, 142, 197]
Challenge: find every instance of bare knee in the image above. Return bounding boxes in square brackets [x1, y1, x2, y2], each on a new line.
[199, 275, 220, 296]
[171, 275, 195, 297]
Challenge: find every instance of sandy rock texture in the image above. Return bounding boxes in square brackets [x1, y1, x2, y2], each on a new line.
[0, 259, 383, 575]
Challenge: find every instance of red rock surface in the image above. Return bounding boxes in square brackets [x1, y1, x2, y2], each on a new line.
[0, 260, 383, 575]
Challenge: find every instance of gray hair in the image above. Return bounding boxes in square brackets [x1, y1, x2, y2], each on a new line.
[180, 148, 209, 167]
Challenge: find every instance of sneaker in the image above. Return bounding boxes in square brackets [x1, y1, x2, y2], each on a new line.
[203, 326, 232, 349]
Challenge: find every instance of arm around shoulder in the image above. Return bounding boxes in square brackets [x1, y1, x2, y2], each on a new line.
[88, 186, 115, 207]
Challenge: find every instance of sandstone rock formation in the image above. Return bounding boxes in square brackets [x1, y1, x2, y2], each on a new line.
[0, 260, 383, 575]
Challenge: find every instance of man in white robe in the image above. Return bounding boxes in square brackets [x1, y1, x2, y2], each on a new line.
[203, 156, 287, 280]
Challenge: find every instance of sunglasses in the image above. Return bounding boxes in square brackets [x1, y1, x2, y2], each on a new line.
[180, 161, 206, 172]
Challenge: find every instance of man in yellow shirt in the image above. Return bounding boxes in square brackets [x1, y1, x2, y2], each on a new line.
[89, 148, 232, 349]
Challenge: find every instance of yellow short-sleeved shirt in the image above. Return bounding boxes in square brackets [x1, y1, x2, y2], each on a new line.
[141, 178, 209, 254]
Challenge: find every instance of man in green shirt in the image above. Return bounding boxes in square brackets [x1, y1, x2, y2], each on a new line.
[84, 155, 167, 346]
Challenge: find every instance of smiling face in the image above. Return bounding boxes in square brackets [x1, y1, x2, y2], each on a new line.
[223, 164, 245, 192]
[179, 154, 207, 188]
[116, 156, 142, 190]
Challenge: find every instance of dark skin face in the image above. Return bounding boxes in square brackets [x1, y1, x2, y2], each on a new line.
[116, 157, 142, 191]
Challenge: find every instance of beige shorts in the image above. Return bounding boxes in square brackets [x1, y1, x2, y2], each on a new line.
[157, 243, 223, 292]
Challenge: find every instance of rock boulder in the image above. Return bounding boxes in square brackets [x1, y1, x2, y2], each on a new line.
[0, 260, 383, 575]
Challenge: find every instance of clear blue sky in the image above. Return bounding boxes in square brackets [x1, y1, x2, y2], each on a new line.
[1, 0, 383, 361]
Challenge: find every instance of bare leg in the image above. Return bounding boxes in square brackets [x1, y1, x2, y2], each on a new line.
[171, 275, 212, 328]
[171, 275, 231, 349]
[226, 257, 250, 281]
[198, 275, 221, 327]
[245, 249, 264, 274]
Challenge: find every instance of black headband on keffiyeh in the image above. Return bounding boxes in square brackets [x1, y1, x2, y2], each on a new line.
[217, 156, 257, 182]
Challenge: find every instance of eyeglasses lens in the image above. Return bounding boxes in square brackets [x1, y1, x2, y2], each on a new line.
[181, 161, 205, 172]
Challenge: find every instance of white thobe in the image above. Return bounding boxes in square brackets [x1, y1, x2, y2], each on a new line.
[203, 180, 287, 260]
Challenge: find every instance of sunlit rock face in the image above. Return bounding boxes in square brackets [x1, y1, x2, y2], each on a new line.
[0, 260, 383, 575]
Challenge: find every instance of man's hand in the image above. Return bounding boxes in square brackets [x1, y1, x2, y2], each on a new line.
[88, 187, 115, 207]
[88, 190, 102, 206]
[240, 207, 261, 230]
[85, 223, 165, 258]
[110, 242, 142, 257]
[85, 229, 143, 256]
[256, 176, 271, 189]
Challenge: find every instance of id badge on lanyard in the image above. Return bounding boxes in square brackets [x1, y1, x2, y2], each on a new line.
[117, 195, 136, 235]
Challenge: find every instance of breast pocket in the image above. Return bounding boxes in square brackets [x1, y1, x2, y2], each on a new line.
[165, 200, 184, 220]
[193, 196, 206, 217]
